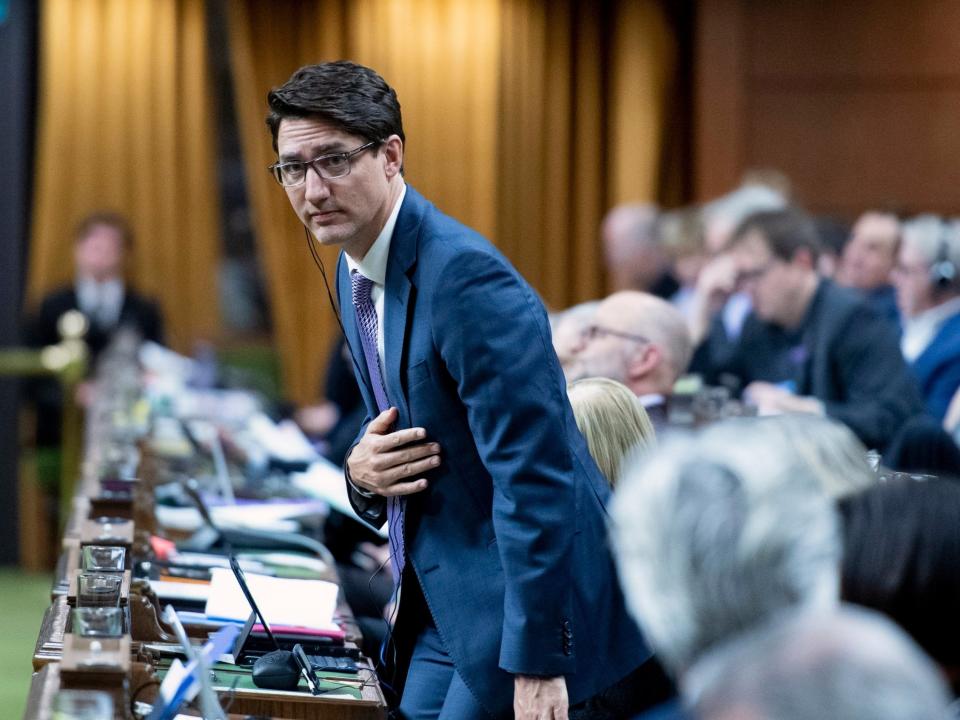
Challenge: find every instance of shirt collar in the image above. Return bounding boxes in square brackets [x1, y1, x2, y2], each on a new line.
[637, 393, 666, 408]
[345, 183, 406, 285]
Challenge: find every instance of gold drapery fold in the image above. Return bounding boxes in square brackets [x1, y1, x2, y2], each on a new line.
[228, 0, 675, 403]
[29, 0, 221, 352]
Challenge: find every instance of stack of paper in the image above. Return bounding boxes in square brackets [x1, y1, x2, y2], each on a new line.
[204, 567, 340, 632]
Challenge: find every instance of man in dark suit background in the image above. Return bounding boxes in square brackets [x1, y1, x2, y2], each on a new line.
[26, 212, 164, 359]
[266, 62, 654, 720]
[699, 208, 924, 452]
[24, 212, 164, 443]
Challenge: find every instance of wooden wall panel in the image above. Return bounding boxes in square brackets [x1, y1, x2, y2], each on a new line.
[695, 0, 960, 217]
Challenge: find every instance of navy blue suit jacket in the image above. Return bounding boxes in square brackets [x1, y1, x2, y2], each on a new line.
[911, 311, 960, 421]
[336, 186, 648, 717]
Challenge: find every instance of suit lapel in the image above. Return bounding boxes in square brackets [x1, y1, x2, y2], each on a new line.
[383, 188, 424, 429]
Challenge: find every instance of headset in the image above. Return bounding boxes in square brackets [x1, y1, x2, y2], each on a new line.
[929, 220, 958, 291]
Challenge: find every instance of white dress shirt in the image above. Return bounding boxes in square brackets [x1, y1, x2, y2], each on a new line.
[76, 277, 125, 328]
[344, 184, 407, 371]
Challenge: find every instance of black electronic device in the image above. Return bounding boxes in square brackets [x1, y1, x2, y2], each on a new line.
[251, 649, 302, 691]
[930, 221, 958, 290]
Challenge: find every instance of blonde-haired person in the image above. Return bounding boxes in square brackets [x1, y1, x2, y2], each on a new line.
[568, 377, 657, 488]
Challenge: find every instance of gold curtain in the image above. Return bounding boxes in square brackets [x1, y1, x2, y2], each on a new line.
[29, 0, 221, 352]
[498, 0, 676, 307]
[228, 0, 674, 404]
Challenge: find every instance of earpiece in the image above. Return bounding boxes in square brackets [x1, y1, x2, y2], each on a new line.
[929, 221, 957, 290]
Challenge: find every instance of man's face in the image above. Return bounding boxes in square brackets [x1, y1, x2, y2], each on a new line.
[75, 224, 124, 282]
[841, 213, 898, 290]
[276, 117, 401, 256]
[732, 230, 797, 324]
[892, 242, 936, 318]
[568, 302, 636, 383]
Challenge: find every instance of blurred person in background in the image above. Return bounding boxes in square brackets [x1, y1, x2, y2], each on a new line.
[837, 210, 901, 327]
[566, 291, 692, 429]
[601, 203, 678, 299]
[24, 212, 165, 445]
[658, 207, 707, 319]
[753, 414, 876, 499]
[687, 607, 954, 720]
[26, 212, 164, 360]
[567, 377, 656, 488]
[687, 184, 786, 378]
[813, 215, 850, 279]
[551, 300, 600, 381]
[892, 215, 960, 421]
[700, 207, 924, 451]
[839, 478, 960, 694]
[610, 420, 841, 717]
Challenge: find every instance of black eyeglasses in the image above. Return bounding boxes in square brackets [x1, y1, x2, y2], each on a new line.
[268, 140, 381, 187]
[582, 324, 650, 344]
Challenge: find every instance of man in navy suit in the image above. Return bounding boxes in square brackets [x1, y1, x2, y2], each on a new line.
[266, 62, 654, 719]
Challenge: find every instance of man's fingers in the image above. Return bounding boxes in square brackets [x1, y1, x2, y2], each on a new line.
[372, 425, 429, 450]
[372, 442, 441, 471]
[366, 407, 399, 435]
[386, 455, 441, 482]
[380, 478, 429, 497]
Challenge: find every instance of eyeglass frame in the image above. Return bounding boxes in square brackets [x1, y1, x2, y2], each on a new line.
[582, 324, 650, 344]
[268, 139, 382, 187]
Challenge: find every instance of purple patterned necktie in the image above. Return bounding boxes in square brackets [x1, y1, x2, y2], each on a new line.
[351, 270, 405, 585]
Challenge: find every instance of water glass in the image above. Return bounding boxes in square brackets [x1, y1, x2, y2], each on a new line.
[77, 573, 122, 608]
[72, 606, 123, 638]
[81, 545, 126, 572]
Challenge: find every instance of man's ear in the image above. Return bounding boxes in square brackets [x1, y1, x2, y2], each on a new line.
[792, 247, 815, 271]
[626, 344, 661, 383]
[382, 135, 404, 178]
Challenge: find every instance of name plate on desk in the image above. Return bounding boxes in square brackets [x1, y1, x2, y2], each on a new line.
[61, 634, 131, 675]
[80, 517, 134, 547]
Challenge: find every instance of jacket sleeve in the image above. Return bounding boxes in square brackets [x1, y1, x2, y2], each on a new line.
[824, 307, 926, 450]
[430, 249, 577, 677]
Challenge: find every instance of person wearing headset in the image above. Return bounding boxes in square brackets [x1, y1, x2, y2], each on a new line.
[892, 215, 960, 421]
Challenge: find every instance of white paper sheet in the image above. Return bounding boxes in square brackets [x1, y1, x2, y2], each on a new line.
[204, 567, 339, 631]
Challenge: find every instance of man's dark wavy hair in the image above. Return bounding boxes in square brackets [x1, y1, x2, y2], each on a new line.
[266, 61, 405, 155]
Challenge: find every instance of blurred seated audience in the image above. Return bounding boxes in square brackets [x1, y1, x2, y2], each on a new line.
[601, 203, 678, 299]
[24, 212, 164, 444]
[697, 207, 924, 451]
[687, 607, 953, 720]
[754, 414, 876, 498]
[812, 215, 850, 279]
[610, 420, 840, 679]
[658, 208, 707, 318]
[550, 300, 600, 380]
[567, 377, 656, 487]
[883, 414, 960, 475]
[836, 210, 901, 327]
[892, 214, 960, 420]
[839, 477, 960, 693]
[566, 291, 692, 429]
[687, 183, 786, 358]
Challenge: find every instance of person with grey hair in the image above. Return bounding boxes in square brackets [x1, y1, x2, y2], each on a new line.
[687, 606, 954, 720]
[756, 414, 876, 498]
[566, 291, 693, 429]
[551, 300, 600, 381]
[601, 203, 679, 299]
[892, 214, 960, 420]
[609, 420, 841, 676]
